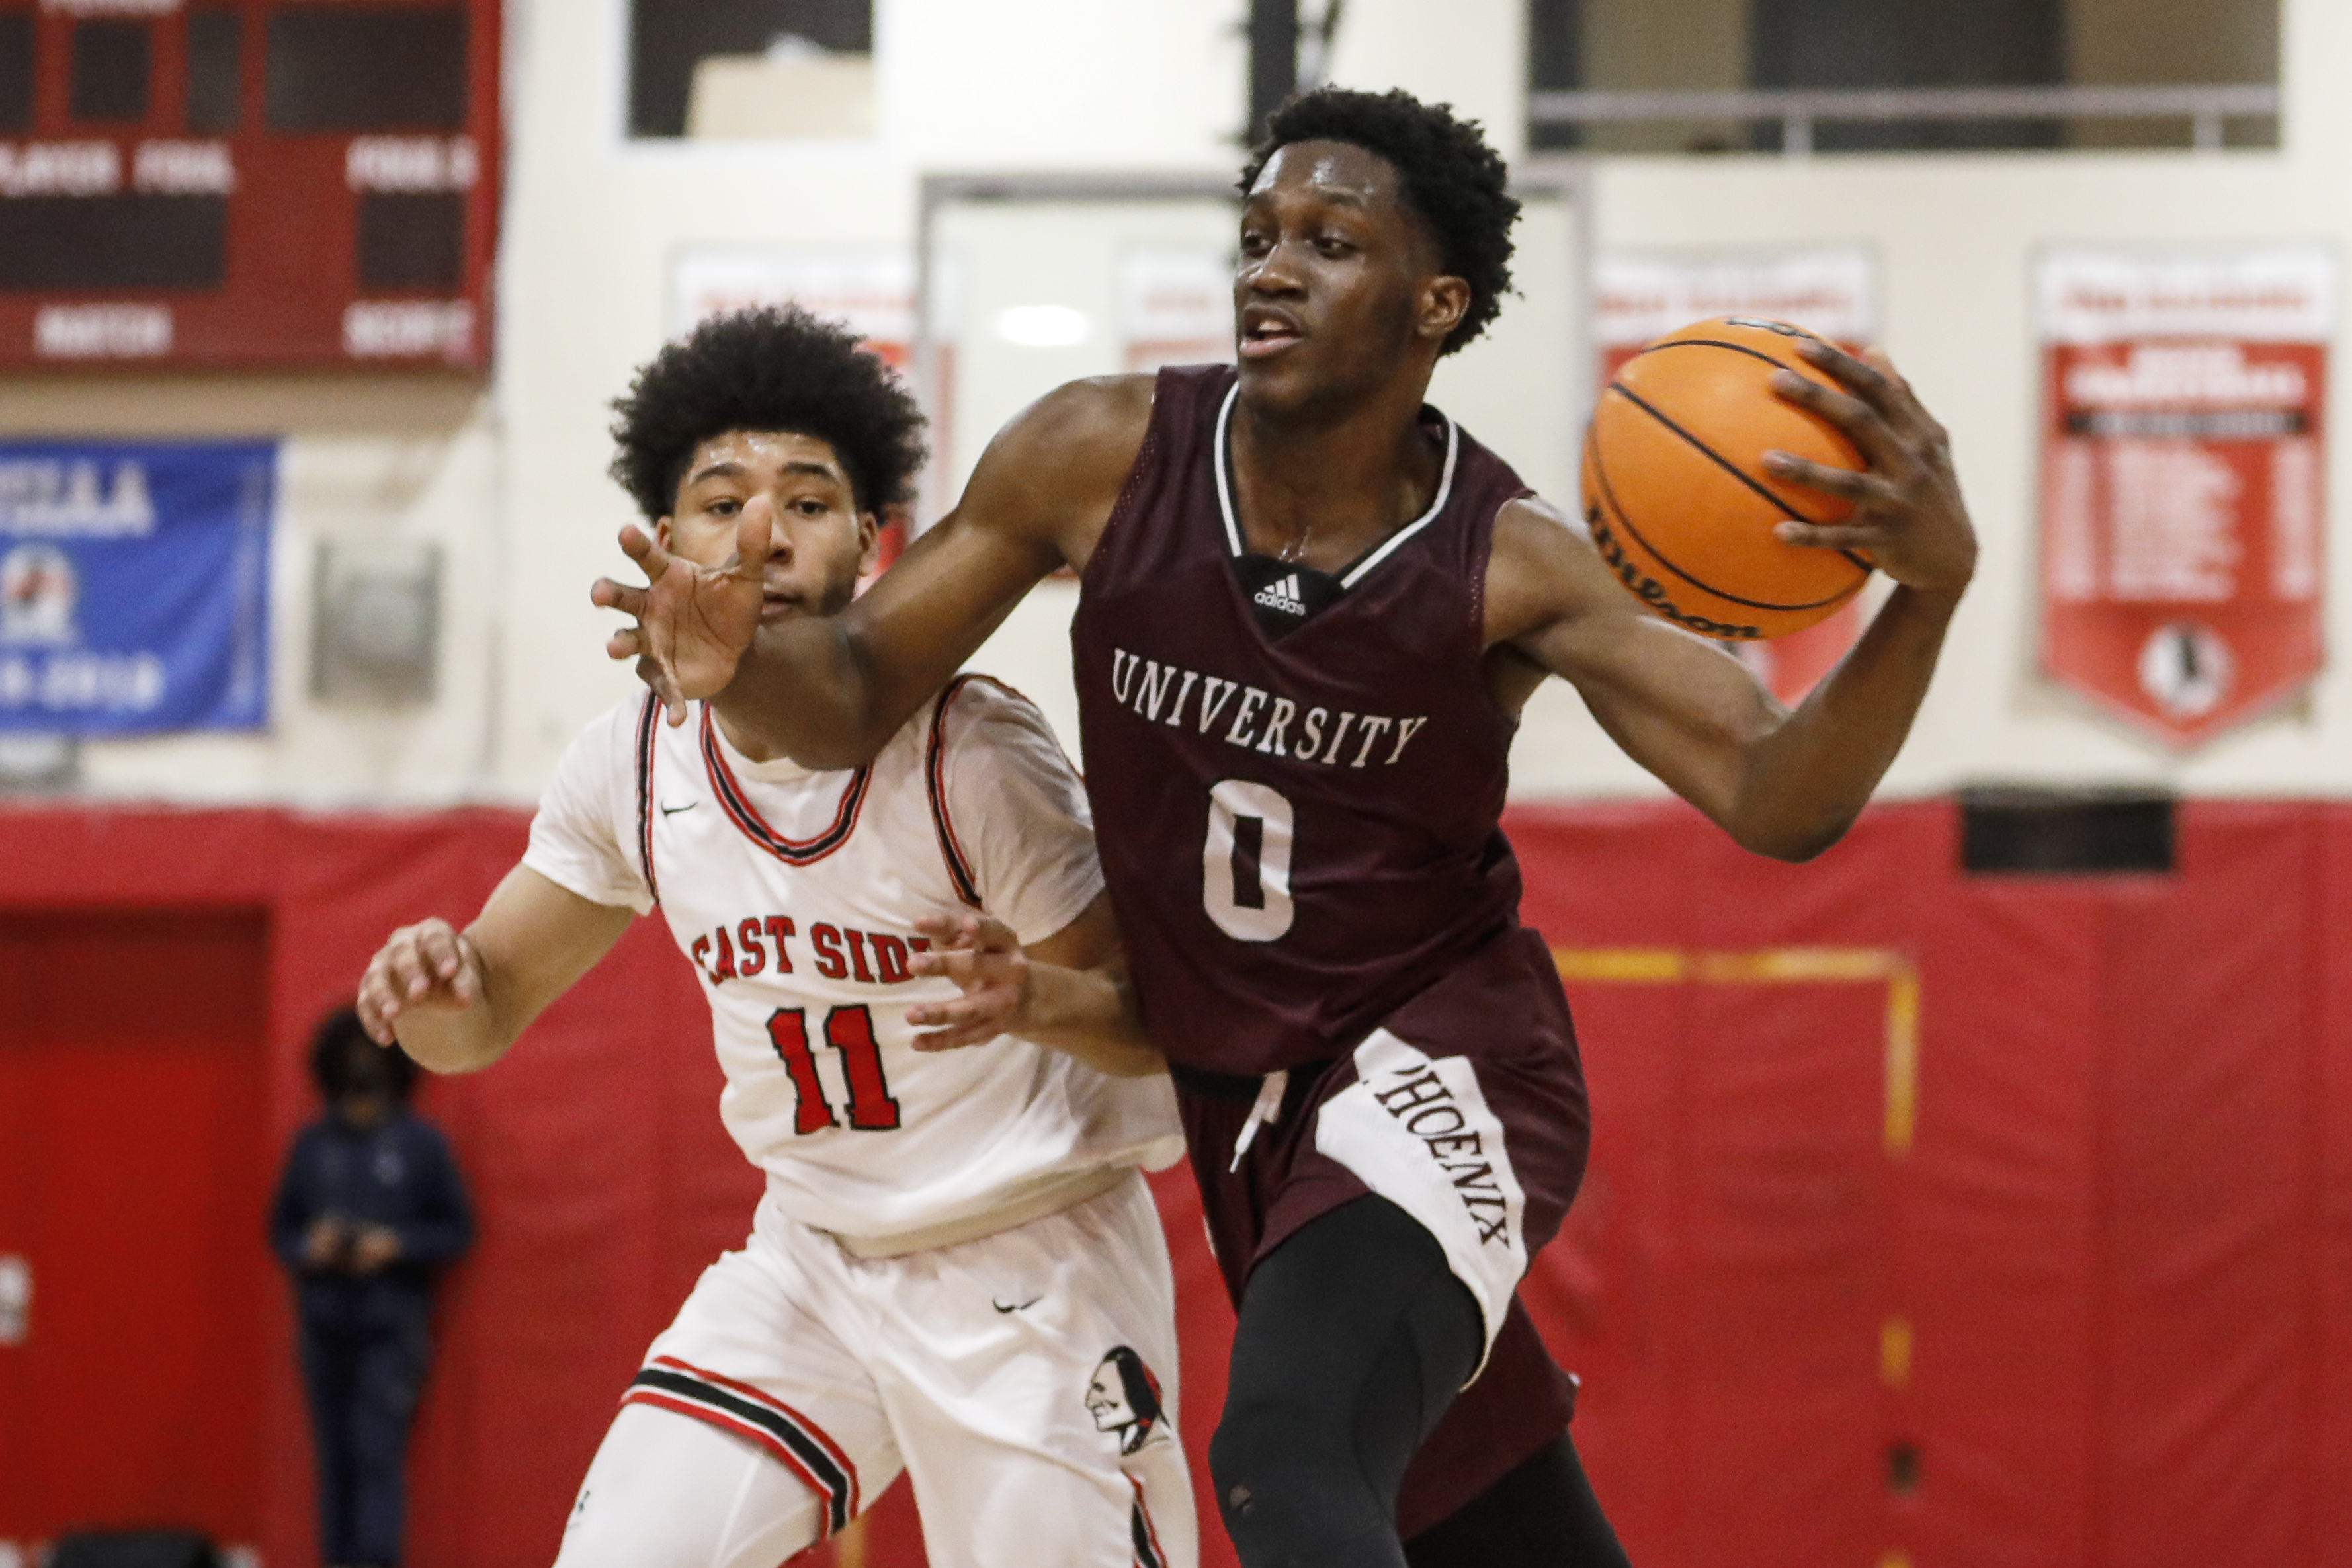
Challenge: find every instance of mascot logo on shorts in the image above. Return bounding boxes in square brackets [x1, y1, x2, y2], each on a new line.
[1085, 1346, 1164, 1455]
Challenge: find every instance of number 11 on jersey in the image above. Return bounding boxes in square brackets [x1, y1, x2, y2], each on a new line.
[767, 1005, 903, 1134]
[1203, 779, 1294, 942]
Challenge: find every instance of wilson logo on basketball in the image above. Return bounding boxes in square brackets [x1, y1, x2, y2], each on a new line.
[1588, 511, 1765, 641]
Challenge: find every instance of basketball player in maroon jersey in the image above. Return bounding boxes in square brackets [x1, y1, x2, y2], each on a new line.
[596, 88, 1976, 1568]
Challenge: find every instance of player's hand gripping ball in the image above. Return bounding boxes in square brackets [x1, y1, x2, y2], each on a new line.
[1582, 315, 1872, 640]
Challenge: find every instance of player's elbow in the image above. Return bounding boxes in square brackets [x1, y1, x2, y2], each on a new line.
[1726, 806, 1856, 864]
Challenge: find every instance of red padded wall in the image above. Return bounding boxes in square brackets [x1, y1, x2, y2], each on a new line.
[1513, 798, 2347, 1568]
[2, 800, 2347, 1568]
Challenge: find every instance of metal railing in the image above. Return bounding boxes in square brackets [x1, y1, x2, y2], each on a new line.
[1528, 83, 2281, 155]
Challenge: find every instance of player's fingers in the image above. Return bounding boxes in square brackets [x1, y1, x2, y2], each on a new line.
[382, 935, 435, 1001]
[415, 922, 464, 980]
[606, 626, 644, 663]
[441, 932, 481, 1005]
[908, 992, 1017, 1050]
[964, 913, 1021, 954]
[617, 522, 671, 576]
[1793, 335, 1905, 413]
[1769, 369, 1910, 473]
[1859, 345, 1956, 467]
[907, 987, 1011, 1026]
[632, 655, 688, 725]
[1858, 344, 1916, 397]
[1761, 452, 1903, 511]
[591, 577, 648, 618]
[912, 911, 982, 951]
[933, 953, 1024, 1001]
[907, 987, 999, 1024]
[910, 946, 973, 985]
[1773, 520, 1882, 554]
[732, 497, 778, 579]
[911, 1024, 995, 1052]
[353, 979, 399, 1043]
[1802, 337, 1944, 452]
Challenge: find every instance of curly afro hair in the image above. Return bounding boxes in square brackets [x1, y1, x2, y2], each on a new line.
[1239, 87, 1519, 356]
[609, 305, 929, 522]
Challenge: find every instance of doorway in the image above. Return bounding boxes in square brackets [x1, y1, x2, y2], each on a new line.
[0, 909, 270, 1550]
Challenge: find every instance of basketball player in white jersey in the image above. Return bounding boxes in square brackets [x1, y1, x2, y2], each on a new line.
[354, 306, 1195, 1568]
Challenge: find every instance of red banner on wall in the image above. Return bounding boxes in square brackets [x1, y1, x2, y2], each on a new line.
[2037, 248, 2332, 745]
[1595, 249, 1880, 704]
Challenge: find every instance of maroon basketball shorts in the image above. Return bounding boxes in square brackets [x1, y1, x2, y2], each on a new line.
[1173, 925, 1591, 1537]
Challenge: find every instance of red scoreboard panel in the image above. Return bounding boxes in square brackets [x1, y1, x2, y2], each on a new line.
[0, 0, 499, 370]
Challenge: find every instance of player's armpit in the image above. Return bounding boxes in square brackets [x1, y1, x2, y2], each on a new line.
[706, 376, 1157, 770]
[1486, 495, 1786, 845]
[389, 865, 634, 1075]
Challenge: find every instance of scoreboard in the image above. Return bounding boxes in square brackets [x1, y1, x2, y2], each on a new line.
[0, 0, 499, 370]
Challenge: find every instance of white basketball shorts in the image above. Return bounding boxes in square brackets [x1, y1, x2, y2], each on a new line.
[553, 1168, 1195, 1568]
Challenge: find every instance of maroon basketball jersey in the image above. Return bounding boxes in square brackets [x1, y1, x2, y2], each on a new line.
[1073, 364, 1539, 1077]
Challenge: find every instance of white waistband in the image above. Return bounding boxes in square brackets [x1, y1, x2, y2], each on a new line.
[816, 1163, 1136, 1260]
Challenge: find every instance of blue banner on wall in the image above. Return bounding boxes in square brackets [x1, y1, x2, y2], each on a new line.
[0, 441, 274, 735]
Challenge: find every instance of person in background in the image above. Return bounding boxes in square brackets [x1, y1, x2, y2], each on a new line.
[270, 1007, 473, 1568]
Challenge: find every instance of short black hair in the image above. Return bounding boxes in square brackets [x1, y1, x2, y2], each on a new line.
[308, 1005, 418, 1103]
[1239, 87, 1519, 355]
[609, 305, 929, 521]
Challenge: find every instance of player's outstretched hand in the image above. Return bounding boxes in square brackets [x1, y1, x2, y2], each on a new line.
[1762, 339, 1978, 598]
[357, 918, 485, 1046]
[589, 501, 773, 726]
[907, 911, 1030, 1052]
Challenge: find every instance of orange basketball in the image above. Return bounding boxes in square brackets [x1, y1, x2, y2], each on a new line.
[1582, 315, 1872, 641]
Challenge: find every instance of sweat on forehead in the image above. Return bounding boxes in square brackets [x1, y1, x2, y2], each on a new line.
[1249, 139, 1402, 202]
[685, 433, 847, 483]
[671, 431, 853, 515]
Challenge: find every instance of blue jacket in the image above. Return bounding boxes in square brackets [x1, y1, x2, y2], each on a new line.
[270, 1108, 472, 1330]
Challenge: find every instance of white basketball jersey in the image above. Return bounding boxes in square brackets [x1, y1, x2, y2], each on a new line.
[525, 675, 1183, 1249]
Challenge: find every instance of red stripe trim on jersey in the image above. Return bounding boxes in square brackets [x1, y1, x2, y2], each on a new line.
[619, 1390, 849, 1538]
[698, 704, 871, 867]
[622, 1361, 859, 1533]
[634, 692, 663, 907]
[646, 1354, 861, 1496]
[924, 675, 987, 908]
[1128, 1473, 1169, 1568]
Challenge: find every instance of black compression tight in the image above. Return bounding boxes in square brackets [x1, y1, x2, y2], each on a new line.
[1210, 1196, 1478, 1568]
[1208, 1196, 1633, 1568]
[1403, 1434, 1632, 1568]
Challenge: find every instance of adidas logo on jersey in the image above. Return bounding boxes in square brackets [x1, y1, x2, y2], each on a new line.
[1252, 573, 1307, 616]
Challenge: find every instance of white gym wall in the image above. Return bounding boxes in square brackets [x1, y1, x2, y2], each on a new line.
[4, 0, 2345, 804]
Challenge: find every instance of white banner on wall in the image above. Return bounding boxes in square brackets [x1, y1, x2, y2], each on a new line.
[667, 248, 935, 366]
[1118, 247, 1234, 373]
[1595, 246, 1878, 364]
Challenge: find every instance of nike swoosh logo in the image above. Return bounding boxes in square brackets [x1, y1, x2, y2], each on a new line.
[659, 802, 697, 816]
[991, 1297, 1040, 1313]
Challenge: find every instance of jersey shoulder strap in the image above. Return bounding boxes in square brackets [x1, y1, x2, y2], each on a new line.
[632, 690, 663, 907]
[923, 675, 988, 909]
